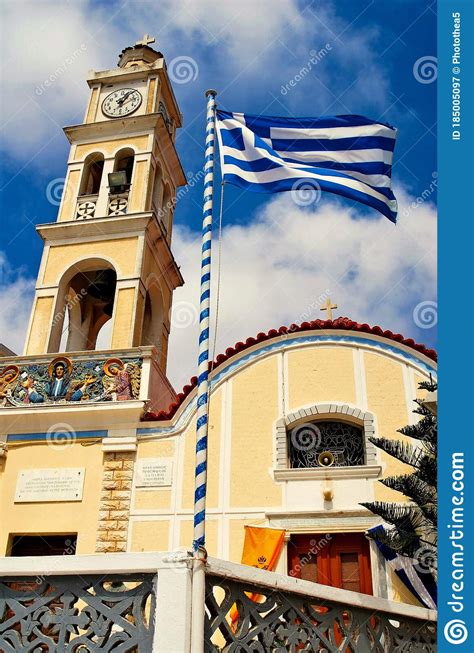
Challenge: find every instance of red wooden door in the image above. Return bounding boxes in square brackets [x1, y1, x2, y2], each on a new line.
[288, 533, 373, 595]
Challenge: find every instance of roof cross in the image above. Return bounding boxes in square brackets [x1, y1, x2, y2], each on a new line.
[135, 34, 155, 47]
[320, 297, 338, 320]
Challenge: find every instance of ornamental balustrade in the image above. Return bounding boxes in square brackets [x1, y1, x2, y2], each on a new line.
[0, 552, 437, 653]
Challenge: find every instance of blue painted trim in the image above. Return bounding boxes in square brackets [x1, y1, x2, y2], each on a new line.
[7, 430, 108, 442]
[137, 333, 437, 437]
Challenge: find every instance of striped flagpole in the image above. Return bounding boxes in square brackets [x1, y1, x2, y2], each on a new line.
[193, 89, 217, 552]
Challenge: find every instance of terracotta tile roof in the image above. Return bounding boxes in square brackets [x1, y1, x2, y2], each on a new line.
[142, 317, 437, 422]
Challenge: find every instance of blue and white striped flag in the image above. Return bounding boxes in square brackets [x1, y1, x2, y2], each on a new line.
[369, 527, 437, 609]
[216, 110, 398, 222]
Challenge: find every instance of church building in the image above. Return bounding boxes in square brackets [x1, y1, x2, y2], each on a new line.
[0, 38, 437, 612]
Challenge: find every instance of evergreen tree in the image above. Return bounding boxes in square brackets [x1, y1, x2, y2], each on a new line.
[361, 379, 437, 579]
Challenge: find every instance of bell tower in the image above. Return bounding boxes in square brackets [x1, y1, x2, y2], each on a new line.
[24, 36, 186, 377]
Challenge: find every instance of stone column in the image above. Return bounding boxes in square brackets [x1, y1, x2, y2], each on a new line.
[96, 436, 137, 553]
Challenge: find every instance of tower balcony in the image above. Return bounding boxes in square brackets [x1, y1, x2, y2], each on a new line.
[0, 346, 177, 434]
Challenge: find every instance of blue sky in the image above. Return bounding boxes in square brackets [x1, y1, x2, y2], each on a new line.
[0, 0, 437, 387]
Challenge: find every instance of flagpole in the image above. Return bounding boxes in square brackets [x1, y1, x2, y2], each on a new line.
[193, 89, 217, 553]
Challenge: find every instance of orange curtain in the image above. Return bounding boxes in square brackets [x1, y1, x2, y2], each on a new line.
[230, 526, 285, 629]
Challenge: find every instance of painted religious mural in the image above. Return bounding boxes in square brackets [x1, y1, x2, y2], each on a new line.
[0, 356, 141, 407]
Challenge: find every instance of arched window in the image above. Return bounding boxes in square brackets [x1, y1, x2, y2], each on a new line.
[288, 420, 365, 468]
[114, 148, 135, 185]
[79, 153, 104, 196]
[274, 404, 379, 478]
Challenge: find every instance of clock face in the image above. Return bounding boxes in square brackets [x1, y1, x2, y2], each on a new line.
[101, 88, 142, 118]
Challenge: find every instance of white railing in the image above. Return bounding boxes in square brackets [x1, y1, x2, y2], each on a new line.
[0, 552, 437, 652]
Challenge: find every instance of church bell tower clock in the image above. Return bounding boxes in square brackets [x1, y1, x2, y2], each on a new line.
[18, 36, 186, 413]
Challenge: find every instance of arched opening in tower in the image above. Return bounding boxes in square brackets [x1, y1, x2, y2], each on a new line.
[59, 268, 117, 352]
[79, 152, 105, 196]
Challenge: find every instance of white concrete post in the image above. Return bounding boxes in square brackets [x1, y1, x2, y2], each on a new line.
[152, 552, 194, 653]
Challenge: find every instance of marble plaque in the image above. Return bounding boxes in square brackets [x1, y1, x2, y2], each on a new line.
[15, 468, 85, 503]
[135, 458, 173, 487]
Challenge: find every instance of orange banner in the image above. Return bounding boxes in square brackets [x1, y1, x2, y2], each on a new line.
[230, 525, 285, 629]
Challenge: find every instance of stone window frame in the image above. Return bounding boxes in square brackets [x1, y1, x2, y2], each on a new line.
[274, 403, 381, 481]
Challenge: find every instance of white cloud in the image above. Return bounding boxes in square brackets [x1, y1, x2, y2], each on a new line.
[0, 191, 436, 390]
[0, 254, 35, 355]
[0, 0, 392, 163]
[167, 190, 436, 389]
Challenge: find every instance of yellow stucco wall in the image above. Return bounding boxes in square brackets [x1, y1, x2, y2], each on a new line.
[129, 159, 150, 213]
[287, 346, 356, 408]
[130, 520, 169, 552]
[25, 295, 54, 355]
[111, 287, 137, 349]
[0, 441, 103, 555]
[364, 352, 414, 502]
[41, 238, 139, 286]
[74, 136, 149, 161]
[58, 169, 82, 222]
[230, 356, 282, 508]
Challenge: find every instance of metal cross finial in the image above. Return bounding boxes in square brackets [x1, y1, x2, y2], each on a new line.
[320, 297, 338, 320]
[136, 34, 155, 47]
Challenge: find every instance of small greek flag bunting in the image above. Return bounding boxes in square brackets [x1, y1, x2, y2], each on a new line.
[215, 110, 398, 222]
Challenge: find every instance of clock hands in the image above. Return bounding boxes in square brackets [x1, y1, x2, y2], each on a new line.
[117, 90, 134, 106]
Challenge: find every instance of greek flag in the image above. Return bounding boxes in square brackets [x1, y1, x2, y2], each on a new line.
[369, 527, 437, 609]
[216, 110, 398, 222]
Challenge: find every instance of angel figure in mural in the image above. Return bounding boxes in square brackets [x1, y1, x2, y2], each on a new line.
[102, 359, 140, 401]
[0, 365, 19, 406]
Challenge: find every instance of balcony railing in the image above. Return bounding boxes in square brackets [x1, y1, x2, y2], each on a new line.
[0, 552, 437, 652]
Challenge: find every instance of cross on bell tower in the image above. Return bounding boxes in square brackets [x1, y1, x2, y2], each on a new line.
[135, 34, 155, 47]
